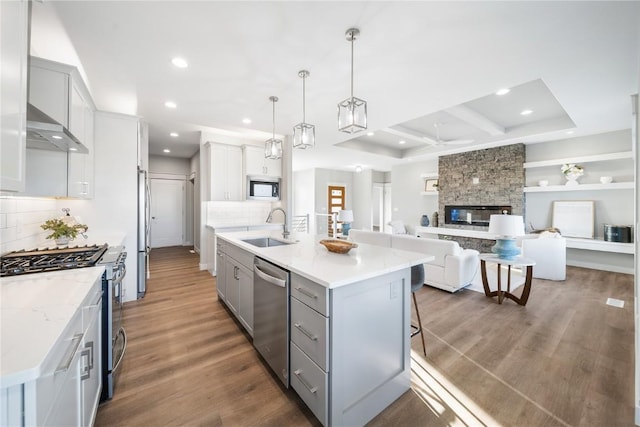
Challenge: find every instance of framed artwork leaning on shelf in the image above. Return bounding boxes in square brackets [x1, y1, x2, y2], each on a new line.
[552, 200, 595, 238]
[424, 179, 438, 192]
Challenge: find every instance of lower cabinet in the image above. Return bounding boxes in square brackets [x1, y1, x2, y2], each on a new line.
[1, 274, 103, 426]
[217, 240, 254, 337]
[290, 269, 411, 427]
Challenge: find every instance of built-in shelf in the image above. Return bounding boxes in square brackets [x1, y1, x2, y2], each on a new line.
[419, 172, 438, 178]
[420, 191, 439, 196]
[415, 226, 634, 254]
[523, 151, 633, 169]
[524, 182, 634, 192]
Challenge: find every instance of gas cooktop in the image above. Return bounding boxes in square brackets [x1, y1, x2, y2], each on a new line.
[0, 244, 109, 277]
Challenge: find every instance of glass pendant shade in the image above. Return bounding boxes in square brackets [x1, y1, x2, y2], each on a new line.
[293, 70, 315, 149]
[338, 28, 367, 134]
[292, 123, 315, 149]
[265, 96, 282, 160]
[338, 96, 367, 133]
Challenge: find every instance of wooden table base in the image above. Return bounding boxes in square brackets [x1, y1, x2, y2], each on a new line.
[480, 260, 534, 306]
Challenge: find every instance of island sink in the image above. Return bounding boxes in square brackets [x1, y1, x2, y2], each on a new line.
[241, 237, 294, 248]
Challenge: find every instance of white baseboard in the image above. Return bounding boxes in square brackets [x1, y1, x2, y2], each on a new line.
[635, 405, 640, 425]
[567, 260, 634, 275]
[199, 263, 210, 271]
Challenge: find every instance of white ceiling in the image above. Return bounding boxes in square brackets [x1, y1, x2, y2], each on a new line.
[30, 1, 640, 172]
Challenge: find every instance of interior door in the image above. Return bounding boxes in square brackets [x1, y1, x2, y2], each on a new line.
[150, 178, 184, 248]
[327, 186, 345, 237]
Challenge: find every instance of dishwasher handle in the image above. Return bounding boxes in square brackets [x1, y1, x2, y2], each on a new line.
[254, 264, 286, 288]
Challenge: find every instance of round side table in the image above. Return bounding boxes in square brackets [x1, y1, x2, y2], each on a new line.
[478, 254, 536, 306]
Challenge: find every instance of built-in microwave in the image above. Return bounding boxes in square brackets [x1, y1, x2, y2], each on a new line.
[247, 176, 280, 201]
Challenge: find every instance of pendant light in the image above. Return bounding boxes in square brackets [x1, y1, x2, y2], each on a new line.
[293, 70, 315, 149]
[265, 96, 283, 160]
[338, 27, 367, 133]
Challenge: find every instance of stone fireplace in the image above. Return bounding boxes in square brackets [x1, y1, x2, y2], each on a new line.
[437, 144, 525, 252]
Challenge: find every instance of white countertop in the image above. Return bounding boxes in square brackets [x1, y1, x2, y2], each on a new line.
[217, 230, 434, 289]
[0, 266, 105, 387]
[206, 223, 283, 230]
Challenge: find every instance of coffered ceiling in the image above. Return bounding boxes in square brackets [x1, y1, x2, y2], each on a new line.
[30, 1, 640, 172]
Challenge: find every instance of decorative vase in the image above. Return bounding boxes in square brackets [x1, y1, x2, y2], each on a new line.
[565, 173, 581, 186]
[420, 215, 430, 227]
[55, 237, 70, 246]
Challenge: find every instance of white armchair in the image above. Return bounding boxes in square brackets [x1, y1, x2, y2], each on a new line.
[519, 233, 566, 280]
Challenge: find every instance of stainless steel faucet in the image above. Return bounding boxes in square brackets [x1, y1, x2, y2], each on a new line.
[266, 207, 289, 238]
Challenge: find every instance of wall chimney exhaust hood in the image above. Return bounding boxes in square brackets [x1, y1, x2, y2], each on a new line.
[26, 103, 88, 153]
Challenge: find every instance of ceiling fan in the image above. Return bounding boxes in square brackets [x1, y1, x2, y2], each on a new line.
[424, 122, 474, 146]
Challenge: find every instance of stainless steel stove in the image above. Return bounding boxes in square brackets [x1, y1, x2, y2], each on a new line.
[0, 244, 127, 401]
[0, 244, 108, 277]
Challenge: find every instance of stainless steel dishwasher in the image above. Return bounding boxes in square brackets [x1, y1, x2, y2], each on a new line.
[253, 256, 290, 387]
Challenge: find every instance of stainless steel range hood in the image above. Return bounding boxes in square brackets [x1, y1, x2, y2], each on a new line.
[26, 103, 89, 153]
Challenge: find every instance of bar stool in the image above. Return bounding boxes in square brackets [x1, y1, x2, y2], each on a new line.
[411, 264, 426, 356]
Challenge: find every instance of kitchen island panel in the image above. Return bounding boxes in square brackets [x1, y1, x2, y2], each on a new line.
[330, 269, 411, 426]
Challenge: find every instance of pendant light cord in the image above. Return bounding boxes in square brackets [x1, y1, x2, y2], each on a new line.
[350, 32, 355, 100]
[302, 74, 306, 123]
[272, 98, 276, 139]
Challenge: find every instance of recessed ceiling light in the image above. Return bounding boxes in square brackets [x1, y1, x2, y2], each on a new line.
[69, 147, 77, 151]
[355, 165, 363, 173]
[242, 118, 252, 124]
[170, 132, 179, 137]
[367, 132, 375, 136]
[520, 109, 533, 115]
[171, 57, 188, 68]
[163, 149, 171, 153]
[496, 88, 510, 96]
[399, 140, 406, 145]
[565, 130, 575, 135]
[51, 135, 62, 139]
[165, 101, 177, 109]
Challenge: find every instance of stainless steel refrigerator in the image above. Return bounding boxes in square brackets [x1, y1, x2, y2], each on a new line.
[138, 168, 150, 298]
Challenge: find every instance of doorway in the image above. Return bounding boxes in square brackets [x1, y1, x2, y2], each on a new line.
[327, 185, 345, 237]
[372, 183, 392, 233]
[150, 178, 184, 248]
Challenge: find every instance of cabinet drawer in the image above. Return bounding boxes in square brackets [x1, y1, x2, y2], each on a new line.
[34, 309, 83, 425]
[224, 243, 254, 270]
[291, 273, 328, 316]
[291, 297, 328, 371]
[290, 342, 328, 426]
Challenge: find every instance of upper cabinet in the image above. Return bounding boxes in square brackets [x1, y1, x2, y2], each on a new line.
[24, 57, 96, 198]
[243, 145, 281, 178]
[210, 143, 243, 201]
[0, 0, 29, 193]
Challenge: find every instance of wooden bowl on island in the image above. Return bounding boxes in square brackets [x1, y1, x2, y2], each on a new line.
[319, 239, 358, 254]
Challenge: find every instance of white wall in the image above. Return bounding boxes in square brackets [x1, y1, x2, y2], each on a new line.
[390, 158, 439, 234]
[293, 168, 315, 232]
[149, 155, 190, 175]
[353, 169, 373, 231]
[191, 151, 200, 251]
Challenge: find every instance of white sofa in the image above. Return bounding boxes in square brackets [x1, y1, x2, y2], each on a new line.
[349, 229, 480, 293]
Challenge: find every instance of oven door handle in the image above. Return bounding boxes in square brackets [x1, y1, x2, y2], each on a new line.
[254, 265, 286, 288]
[113, 327, 127, 373]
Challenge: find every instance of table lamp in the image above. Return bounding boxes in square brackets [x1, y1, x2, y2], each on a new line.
[337, 209, 354, 236]
[488, 214, 525, 260]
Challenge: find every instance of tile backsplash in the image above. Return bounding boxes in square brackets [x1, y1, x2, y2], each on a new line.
[206, 201, 276, 226]
[0, 197, 61, 253]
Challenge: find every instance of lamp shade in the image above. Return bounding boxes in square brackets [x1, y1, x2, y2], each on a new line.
[488, 214, 525, 237]
[337, 209, 353, 223]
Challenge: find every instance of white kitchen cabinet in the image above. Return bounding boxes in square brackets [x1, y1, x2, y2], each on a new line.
[80, 289, 102, 426]
[216, 239, 227, 300]
[27, 57, 95, 198]
[210, 143, 242, 201]
[220, 242, 254, 336]
[1, 273, 103, 427]
[243, 145, 282, 178]
[0, 0, 28, 192]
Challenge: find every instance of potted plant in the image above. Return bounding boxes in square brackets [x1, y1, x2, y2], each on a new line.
[561, 163, 584, 185]
[41, 218, 88, 246]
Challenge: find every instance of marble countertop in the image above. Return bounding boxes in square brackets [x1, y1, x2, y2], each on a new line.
[216, 230, 433, 289]
[206, 223, 283, 230]
[0, 266, 105, 387]
[7, 232, 127, 254]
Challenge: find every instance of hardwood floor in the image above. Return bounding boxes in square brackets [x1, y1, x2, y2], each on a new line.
[96, 247, 634, 426]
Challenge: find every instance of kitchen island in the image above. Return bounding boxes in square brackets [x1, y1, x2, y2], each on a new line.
[216, 230, 433, 426]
